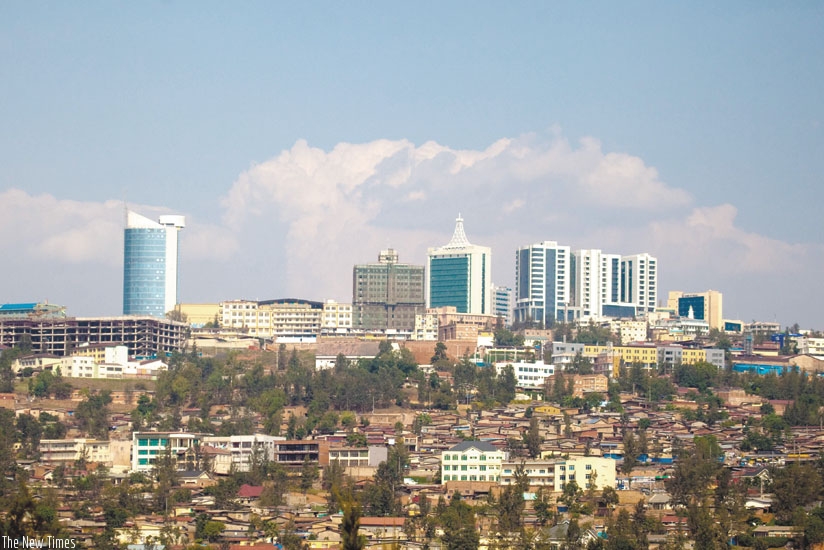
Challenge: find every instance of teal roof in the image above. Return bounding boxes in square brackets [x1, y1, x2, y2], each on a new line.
[0, 303, 38, 311]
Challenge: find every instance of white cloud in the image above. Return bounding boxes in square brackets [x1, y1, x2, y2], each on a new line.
[0, 189, 123, 265]
[649, 204, 811, 274]
[1, 129, 820, 325]
[219, 130, 820, 325]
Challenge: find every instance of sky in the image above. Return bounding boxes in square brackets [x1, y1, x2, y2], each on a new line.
[1, 2, 823, 328]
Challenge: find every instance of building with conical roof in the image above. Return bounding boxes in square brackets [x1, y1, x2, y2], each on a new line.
[426, 215, 492, 315]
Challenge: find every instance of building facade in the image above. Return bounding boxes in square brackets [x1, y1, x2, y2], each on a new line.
[321, 300, 353, 330]
[492, 285, 514, 326]
[620, 253, 657, 313]
[514, 241, 572, 326]
[427, 216, 492, 315]
[440, 441, 508, 484]
[201, 434, 284, 472]
[220, 299, 324, 340]
[515, 244, 658, 323]
[0, 316, 186, 358]
[570, 250, 623, 320]
[123, 211, 185, 317]
[131, 432, 206, 472]
[501, 456, 616, 491]
[668, 290, 723, 330]
[353, 249, 425, 330]
[495, 360, 555, 389]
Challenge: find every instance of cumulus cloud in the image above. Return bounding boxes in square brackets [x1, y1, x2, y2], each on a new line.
[1, 129, 820, 325]
[649, 204, 810, 274]
[0, 189, 124, 265]
[219, 130, 821, 325]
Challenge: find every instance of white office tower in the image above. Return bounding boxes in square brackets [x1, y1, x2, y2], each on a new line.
[570, 250, 622, 320]
[620, 253, 657, 313]
[514, 241, 571, 326]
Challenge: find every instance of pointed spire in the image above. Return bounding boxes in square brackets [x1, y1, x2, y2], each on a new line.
[444, 214, 472, 249]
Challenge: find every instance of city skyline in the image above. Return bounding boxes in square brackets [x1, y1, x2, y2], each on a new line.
[1, 4, 822, 327]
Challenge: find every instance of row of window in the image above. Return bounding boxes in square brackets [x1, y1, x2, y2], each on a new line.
[443, 454, 493, 461]
[443, 464, 493, 471]
[443, 475, 498, 482]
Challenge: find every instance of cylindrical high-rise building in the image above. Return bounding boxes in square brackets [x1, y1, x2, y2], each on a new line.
[123, 210, 185, 317]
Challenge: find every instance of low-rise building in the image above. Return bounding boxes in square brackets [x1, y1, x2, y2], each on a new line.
[496, 360, 555, 389]
[500, 456, 616, 491]
[328, 446, 388, 469]
[440, 441, 507, 484]
[40, 438, 112, 466]
[131, 432, 207, 472]
[202, 434, 284, 472]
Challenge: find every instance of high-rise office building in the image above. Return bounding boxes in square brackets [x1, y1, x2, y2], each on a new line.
[570, 249, 622, 318]
[514, 241, 571, 326]
[516, 242, 658, 324]
[427, 216, 492, 315]
[123, 211, 185, 317]
[352, 249, 425, 330]
[620, 253, 657, 313]
[492, 285, 513, 327]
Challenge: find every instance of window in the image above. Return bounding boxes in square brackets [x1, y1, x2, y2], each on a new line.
[461, 465, 467, 471]
[586, 464, 592, 470]
[480, 465, 486, 471]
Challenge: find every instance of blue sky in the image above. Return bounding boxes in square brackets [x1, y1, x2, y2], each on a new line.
[1, 2, 822, 327]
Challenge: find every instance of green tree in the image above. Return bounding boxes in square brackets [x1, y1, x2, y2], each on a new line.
[524, 416, 543, 458]
[771, 463, 823, 523]
[440, 492, 480, 550]
[666, 436, 723, 509]
[300, 456, 318, 494]
[75, 390, 113, 439]
[202, 520, 225, 542]
[16, 414, 42, 459]
[621, 431, 639, 484]
[340, 489, 366, 550]
[496, 463, 529, 534]
[431, 342, 449, 365]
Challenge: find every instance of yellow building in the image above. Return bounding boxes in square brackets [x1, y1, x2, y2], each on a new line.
[583, 344, 658, 367]
[534, 405, 562, 416]
[175, 303, 220, 327]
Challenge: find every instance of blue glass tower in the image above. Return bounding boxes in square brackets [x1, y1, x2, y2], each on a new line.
[123, 211, 185, 317]
[426, 216, 492, 315]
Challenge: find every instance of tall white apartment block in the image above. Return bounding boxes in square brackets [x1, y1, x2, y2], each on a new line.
[571, 250, 623, 320]
[516, 242, 657, 323]
[620, 253, 657, 313]
[514, 241, 571, 326]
